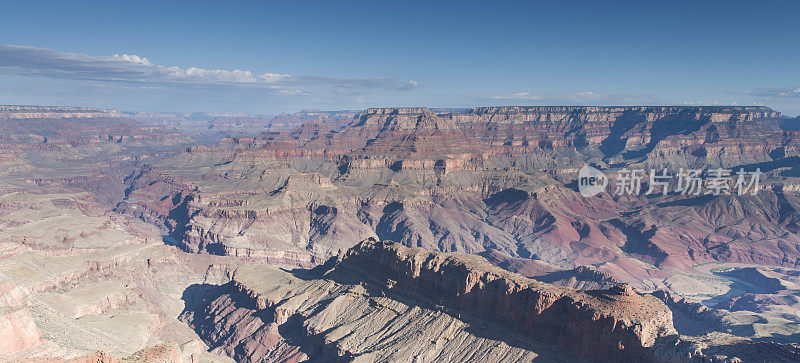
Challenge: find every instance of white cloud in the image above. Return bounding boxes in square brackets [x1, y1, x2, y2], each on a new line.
[161, 65, 289, 83]
[112, 51, 290, 84]
[488, 90, 659, 105]
[679, 100, 738, 106]
[0, 44, 416, 92]
[777, 88, 800, 97]
[492, 92, 542, 100]
[113, 53, 153, 66]
[557, 91, 659, 104]
[737, 87, 800, 99]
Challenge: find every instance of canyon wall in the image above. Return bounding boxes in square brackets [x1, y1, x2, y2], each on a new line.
[118, 106, 800, 278]
[182, 238, 677, 362]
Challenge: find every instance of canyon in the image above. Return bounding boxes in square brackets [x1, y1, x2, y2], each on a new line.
[1, 105, 800, 362]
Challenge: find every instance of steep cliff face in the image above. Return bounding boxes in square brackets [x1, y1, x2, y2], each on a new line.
[331, 238, 677, 360]
[0, 307, 42, 355]
[339, 106, 784, 167]
[181, 238, 677, 362]
[782, 116, 800, 131]
[0, 161, 235, 362]
[118, 106, 800, 278]
[3, 104, 800, 361]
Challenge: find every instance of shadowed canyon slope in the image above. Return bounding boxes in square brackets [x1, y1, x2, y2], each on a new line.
[2, 105, 800, 361]
[181, 238, 676, 362]
[181, 238, 800, 362]
[119, 106, 800, 275]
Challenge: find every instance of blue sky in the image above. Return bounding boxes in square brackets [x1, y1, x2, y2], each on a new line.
[1, 0, 798, 115]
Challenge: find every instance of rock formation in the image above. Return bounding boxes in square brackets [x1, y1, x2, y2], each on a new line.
[182, 238, 678, 362]
[181, 238, 800, 362]
[2, 105, 800, 361]
[118, 106, 800, 276]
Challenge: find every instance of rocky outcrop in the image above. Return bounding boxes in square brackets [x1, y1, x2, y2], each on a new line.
[182, 238, 677, 362]
[330, 238, 676, 361]
[533, 265, 622, 290]
[0, 187, 237, 362]
[782, 116, 800, 131]
[0, 308, 42, 355]
[3, 103, 800, 361]
[721, 267, 789, 294]
[117, 105, 800, 278]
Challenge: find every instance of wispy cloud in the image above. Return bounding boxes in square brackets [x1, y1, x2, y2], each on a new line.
[736, 87, 800, 99]
[556, 91, 660, 104]
[680, 100, 739, 106]
[491, 92, 541, 101]
[487, 90, 659, 105]
[0, 44, 417, 92]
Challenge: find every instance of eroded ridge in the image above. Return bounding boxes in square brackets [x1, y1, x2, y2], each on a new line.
[181, 238, 678, 362]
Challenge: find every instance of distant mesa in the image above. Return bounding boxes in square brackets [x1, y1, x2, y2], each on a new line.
[0, 105, 122, 119]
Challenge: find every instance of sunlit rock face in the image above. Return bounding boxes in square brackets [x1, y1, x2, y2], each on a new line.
[119, 106, 799, 275]
[179, 238, 800, 362]
[180, 238, 678, 362]
[2, 105, 800, 362]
